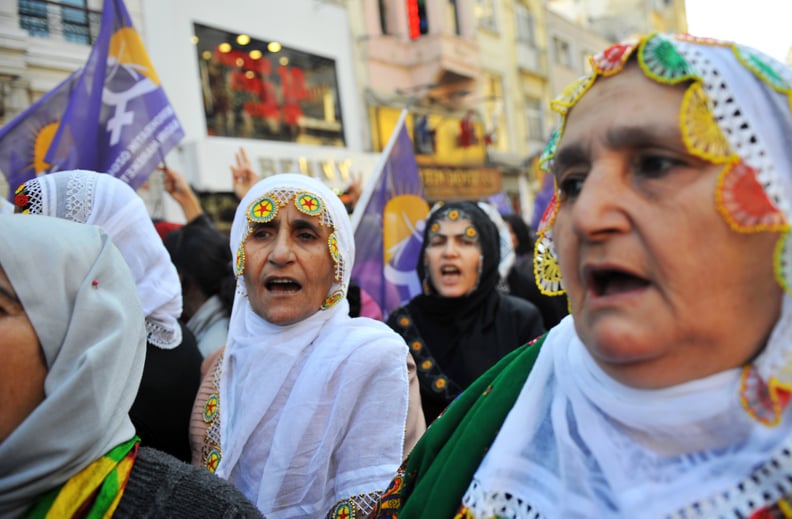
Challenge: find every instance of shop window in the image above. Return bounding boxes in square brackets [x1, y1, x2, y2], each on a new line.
[18, 0, 94, 44]
[482, 73, 507, 149]
[193, 23, 346, 146]
[474, 0, 497, 32]
[515, 3, 535, 46]
[553, 36, 571, 67]
[406, 0, 429, 39]
[524, 96, 544, 141]
[582, 50, 593, 73]
[447, 0, 461, 36]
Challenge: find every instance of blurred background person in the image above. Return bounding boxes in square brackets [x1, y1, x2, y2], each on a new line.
[387, 200, 545, 425]
[0, 214, 263, 518]
[154, 166, 235, 357]
[502, 212, 568, 329]
[15, 170, 202, 463]
[165, 221, 235, 358]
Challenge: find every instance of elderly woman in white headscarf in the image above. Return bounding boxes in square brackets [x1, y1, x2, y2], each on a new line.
[0, 214, 263, 518]
[191, 173, 424, 518]
[370, 33, 792, 518]
[14, 170, 203, 462]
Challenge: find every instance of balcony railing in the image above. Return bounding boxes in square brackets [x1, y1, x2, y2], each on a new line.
[18, 0, 102, 45]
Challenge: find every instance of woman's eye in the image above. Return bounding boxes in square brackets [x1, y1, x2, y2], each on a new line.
[636, 155, 683, 178]
[297, 231, 317, 241]
[251, 227, 272, 240]
[558, 175, 585, 200]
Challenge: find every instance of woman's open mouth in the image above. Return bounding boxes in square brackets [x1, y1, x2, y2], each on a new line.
[440, 265, 462, 279]
[265, 277, 302, 293]
[586, 268, 650, 297]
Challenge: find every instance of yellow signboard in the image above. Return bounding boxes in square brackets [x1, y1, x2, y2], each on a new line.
[419, 165, 502, 201]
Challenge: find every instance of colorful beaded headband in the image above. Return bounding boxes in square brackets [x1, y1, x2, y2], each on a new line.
[234, 186, 346, 309]
[533, 33, 792, 298]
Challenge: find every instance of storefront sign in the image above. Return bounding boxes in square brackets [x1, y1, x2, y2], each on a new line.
[257, 156, 352, 184]
[419, 165, 501, 200]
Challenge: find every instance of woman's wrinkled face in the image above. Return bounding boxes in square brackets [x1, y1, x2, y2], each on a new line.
[425, 217, 482, 298]
[242, 202, 335, 325]
[552, 65, 783, 388]
[0, 266, 46, 443]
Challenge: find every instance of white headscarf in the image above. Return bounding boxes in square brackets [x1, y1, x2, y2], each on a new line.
[466, 34, 792, 518]
[16, 170, 182, 348]
[0, 197, 13, 214]
[476, 201, 516, 281]
[218, 173, 410, 517]
[0, 214, 146, 518]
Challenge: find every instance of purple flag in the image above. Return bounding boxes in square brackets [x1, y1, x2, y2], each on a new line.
[0, 0, 184, 196]
[351, 110, 429, 318]
[0, 72, 79, 195]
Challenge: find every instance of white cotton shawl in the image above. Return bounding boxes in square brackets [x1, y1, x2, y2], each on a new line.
[0, 215, 146, 518]
[470, 310, 792, 518]
[217, 174, 410, 517]
[467, 36, 792, 518]
[19, 170, 182, 348]
[0, 197, 13, 214]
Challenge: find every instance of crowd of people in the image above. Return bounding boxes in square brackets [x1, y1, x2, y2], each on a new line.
[3, 32, 792, 519]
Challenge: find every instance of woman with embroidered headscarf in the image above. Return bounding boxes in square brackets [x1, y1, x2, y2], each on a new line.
[386, 201, 545, 425]
[370, 33, 792, 518]
[191, 173, 425, 518]
[0, 214, 262, 518]
[14, 170, 203, 462]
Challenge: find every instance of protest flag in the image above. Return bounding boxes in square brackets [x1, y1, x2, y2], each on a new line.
[0, 0, 184, 196]
[351, 109, 429, 318]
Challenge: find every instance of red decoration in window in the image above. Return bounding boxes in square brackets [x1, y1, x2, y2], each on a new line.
[407, 0, 420, 39]
[457, 112, 478, 148]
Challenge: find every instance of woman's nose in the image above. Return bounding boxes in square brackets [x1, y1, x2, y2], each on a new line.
[269, 233, 294, 264]
[441, 241, 459, 257]
[570, 164, 630, 239]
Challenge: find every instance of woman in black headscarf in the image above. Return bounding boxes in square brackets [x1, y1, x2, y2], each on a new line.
[502, 213, 569, 329]
[387, 201, 545, 424]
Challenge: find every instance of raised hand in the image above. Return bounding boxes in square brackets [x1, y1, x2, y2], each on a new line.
[230, 147, 259, 200]
[160, 165, 204, 222]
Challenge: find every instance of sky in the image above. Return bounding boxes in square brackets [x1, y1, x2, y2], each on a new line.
[684, 0, 792, 63]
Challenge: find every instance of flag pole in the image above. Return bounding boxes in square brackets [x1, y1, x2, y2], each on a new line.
[350, 108, 410, 232]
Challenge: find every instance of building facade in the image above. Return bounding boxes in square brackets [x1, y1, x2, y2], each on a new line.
[0, 0, 689, 219]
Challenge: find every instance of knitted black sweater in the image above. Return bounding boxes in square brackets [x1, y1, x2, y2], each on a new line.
[114, 447, 263, 518]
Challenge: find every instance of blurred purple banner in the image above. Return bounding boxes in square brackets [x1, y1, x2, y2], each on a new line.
[0, 0, 183, 197]
[351, 110, 429, 318]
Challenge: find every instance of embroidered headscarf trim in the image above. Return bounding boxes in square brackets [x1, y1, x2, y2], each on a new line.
[534, 33, 792, 426]
[535, 33, 792, 300]
[233, 175, 351, 310]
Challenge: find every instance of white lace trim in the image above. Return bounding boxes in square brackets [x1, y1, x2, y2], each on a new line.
[676, 40, 788, 216]
[145, 316, 182, 349]
[461, 479, 545, 519]
[21, 180, 43, 214]
[464, 436, 792, 519]
[64, 171, 96, 223]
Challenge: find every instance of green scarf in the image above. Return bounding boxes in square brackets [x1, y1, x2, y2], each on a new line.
[373, 335, 546, 518]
